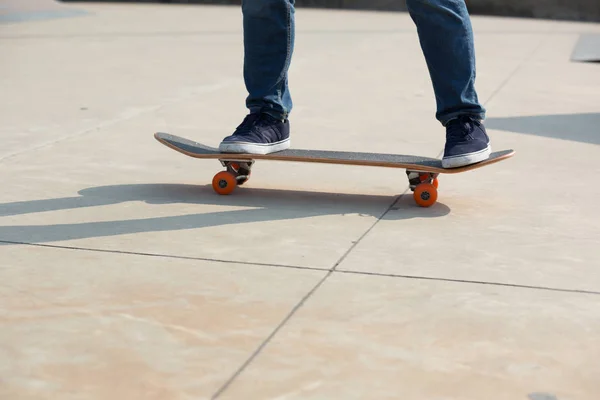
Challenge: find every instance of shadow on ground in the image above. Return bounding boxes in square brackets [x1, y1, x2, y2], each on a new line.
[486, 112, 600, 145]
[0, 184, 450, 245]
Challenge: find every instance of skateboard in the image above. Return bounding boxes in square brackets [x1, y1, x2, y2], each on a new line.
[154, 132, 515, 207]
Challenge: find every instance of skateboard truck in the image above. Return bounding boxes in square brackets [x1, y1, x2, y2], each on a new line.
[214, 159, 255, 194]
[406, 170, 439, 207]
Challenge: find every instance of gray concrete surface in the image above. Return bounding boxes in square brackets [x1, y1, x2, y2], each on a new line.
[1, 1, 600, 399]
[0, 0, 89, 22]
[83, 0, 600, 22]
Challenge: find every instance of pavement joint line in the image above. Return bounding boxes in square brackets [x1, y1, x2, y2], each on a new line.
[210, 270, 334, 399]
[210, 193, 405, 398]
[480, 33, 549, 109]
[0, 240, 328, 273]
[4, 236, 598, 296]
[335, 269, 600, 296]
[0, 108, 159, 163]
[329, 194, 406, 272]
[0, 80, 236, 164]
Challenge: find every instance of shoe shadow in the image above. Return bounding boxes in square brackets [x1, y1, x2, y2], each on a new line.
[0, 184, 450, 245]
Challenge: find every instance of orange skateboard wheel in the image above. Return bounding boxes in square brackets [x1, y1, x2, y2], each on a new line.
[212, 171, 237, 195]
[432, 177, 439, 189]
[413, 183, 438, 207]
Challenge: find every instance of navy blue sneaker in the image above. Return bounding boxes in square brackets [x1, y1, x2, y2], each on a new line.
[442, 115, 491, 168]
[219, 112, 290, 154]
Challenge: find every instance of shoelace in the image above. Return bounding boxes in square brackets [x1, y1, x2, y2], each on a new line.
[446, 116, 476, 140]
[236, 113, 279, 132]
[256, 113, 280, 126]
[235, 113, 260, 131]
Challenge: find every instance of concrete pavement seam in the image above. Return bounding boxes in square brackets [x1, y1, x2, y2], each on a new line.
[480, 34, 550, 109]
[5, 239, 596, 296]
[209, 193, 405, 398]
[210, 270, 334, 399]
[0, 240, 329, 273]
[0, 79, 236, 164]
[335, 269, 600, 296]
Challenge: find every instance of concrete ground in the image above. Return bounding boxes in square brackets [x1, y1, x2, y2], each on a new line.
[2, 1, 600, 399]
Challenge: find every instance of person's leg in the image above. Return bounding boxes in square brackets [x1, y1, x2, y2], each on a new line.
[219, 0, 295, 154]
[406, 0, 484, 123]
[406, 0, 490, 167]
[244, 0, 295, 119]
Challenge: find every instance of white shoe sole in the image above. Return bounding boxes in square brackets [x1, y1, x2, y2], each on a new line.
[442, 145, 491, 168]
[219, 138, 290, 155]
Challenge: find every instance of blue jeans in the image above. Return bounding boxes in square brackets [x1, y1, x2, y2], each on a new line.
[242, 0, 486, 125]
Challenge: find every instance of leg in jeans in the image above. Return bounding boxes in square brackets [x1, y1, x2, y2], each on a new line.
[406, 0, 491, 167]
[219, 0, 294, 154]
[243, 0, 295, 119]
[406, 0, 485, 124]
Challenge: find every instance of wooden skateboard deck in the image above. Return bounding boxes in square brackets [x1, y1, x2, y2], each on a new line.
[154, 132, 515, 207]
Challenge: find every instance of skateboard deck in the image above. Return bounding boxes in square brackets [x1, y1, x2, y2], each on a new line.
[154, 132, 515, 207]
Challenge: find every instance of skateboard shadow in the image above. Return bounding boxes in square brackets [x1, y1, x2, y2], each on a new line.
[0, 183, 450, 245]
